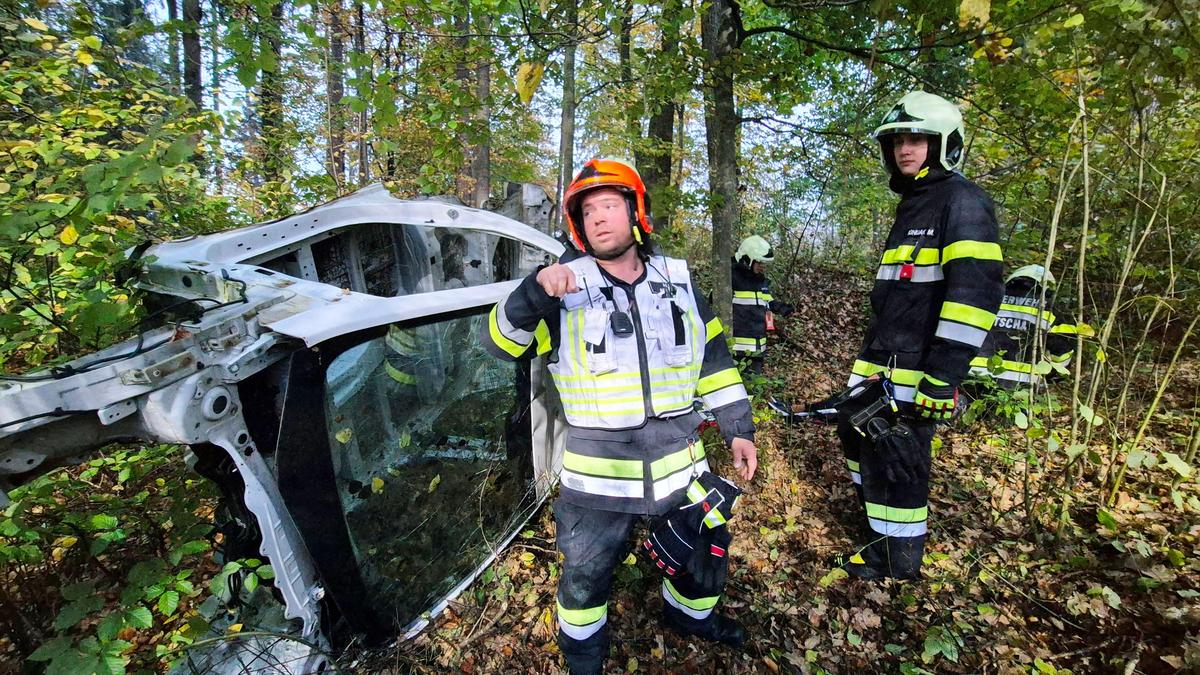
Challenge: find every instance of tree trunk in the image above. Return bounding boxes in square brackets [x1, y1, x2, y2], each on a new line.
[557, 0, 578, 221]
[259, 0, 286, 185]
[636, 0, 681, 236]
[453, 0, 473, 201]
[182, 0, 203, 108]
[167, 0, 180, 92]
[702, 0, 739, 327]
[470, 17, 491, 207]
[210, 0, 223, 188]
[618, 0, 640, 145]
[326, 0, 346, 188]
[354, 0, 369, 185]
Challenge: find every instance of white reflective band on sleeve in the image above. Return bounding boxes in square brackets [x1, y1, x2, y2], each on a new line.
[558, 612, 607, 641]
[935, 320, 989, 347]
[970, 366, 1038, 384]
[701, 383, 748, 410]
[653, 458, 710, 501]
[661, 583, 715, 620]
[891, 384, 916, 403]
[876, 264, 944, 283]
[847, 373, 866, 387]
[868, 517, 927, 537]
[997, 370, 1036, 383]
[495, 303, 534, 343]
[850, 471, 862, 485]
[559, 469, 645, 499]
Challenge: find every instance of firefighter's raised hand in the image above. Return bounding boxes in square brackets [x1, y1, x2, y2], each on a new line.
[731, 437, 758, 481]
[536, 263, 579, 297]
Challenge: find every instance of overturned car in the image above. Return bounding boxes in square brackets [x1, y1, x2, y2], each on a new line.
[0, 184, 567, 671]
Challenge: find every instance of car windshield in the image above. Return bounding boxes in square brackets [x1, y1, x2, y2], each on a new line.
[323, 309, 538, 628]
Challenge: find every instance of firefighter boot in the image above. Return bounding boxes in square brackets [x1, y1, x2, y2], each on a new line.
[830, 543, 887, 581]
[830, 534, 924, 581]
[662, 607, 746, 648]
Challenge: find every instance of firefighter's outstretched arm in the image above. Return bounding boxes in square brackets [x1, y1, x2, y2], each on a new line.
[693, 290, 758, 480]
[481, 269, 560, 361]
[919, 188, 1004, 410]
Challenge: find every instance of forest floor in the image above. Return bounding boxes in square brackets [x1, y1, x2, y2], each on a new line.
[365, 267, 1200, 674]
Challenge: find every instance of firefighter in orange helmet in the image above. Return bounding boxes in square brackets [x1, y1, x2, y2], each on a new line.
[483, 158, 758, 673]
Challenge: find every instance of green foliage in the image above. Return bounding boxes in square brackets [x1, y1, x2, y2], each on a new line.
[0, 12, 228, 370]
[0, 444, 218, 671]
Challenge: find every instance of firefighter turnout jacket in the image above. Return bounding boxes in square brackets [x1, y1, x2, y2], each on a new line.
[730, 260, 790, 355]
[483, 253, 755, 515]
[970, 277, 1078, 386]
[849, 168, 1004, 401]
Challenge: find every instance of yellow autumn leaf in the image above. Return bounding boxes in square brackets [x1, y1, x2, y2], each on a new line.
[818, 567, 849, 587]
[958, 0, 990, 27]
[427, 473, 442, 493]
[335, 428, 353, 444]
[515, 61, 545, 105]
[0, 181, 10, 194]
[23, 18, 49, 31]
[59, 224, 79, 245]
[371, 476, 384, 493]
[227, 623, 243, 633]
[76, 50, 94, 66]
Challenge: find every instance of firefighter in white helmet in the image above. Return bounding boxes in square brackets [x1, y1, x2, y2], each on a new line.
[731, 234, 794, 375]
[970, 264, 1078, 387]
[824, 91, 1004, 580]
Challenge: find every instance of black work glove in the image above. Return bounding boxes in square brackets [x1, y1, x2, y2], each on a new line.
[687, 525, 731, 589]
[872, 421, 929, 484]
[770, 301, 795, 317]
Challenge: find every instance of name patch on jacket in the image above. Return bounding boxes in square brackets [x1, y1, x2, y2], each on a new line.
[994, 316, 1032, 330]
[906, 227, 936, 237]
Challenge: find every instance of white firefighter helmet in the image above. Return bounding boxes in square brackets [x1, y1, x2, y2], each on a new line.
[1006, 264, 1056, 286]
[736, 235, 775, 264]
[872, 91, 965, 172]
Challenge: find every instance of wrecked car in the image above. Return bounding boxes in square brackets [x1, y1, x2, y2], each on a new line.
[0, 184, 566, 671]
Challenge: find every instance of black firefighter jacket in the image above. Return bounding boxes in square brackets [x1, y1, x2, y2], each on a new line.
[730, 261, 791, 355]
[849, 168, 1005, 405]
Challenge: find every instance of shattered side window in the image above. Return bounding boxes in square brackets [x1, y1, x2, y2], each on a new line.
[323, 310, 537, 628]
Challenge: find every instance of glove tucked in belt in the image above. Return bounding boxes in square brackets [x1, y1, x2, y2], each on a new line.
[642, 472, 741, 577]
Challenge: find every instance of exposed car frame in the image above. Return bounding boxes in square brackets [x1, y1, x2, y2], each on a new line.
[0, 184, 567, 671]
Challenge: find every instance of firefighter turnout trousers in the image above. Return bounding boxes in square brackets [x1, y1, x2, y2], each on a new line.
[555, 499, 728, 674]
[837, 414, 935, 579]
